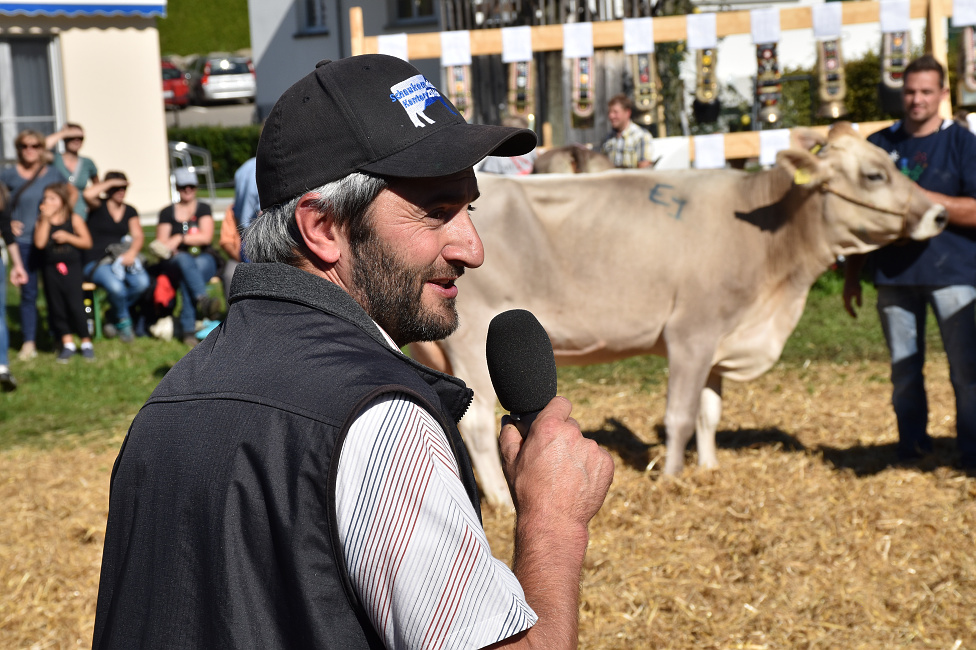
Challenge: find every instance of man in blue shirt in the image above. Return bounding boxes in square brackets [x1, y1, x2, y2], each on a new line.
[844, 55, 976, 470]
[218, 156, 258, 298]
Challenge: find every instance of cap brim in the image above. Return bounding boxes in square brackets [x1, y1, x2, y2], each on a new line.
[359, 124, 537, 179]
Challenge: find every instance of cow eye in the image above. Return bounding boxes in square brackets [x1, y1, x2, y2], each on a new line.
[865, 171, 886, 183]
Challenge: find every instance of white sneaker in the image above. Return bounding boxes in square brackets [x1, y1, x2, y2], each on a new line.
[149, 316, 174, 342]
[17, 342, 37, 361]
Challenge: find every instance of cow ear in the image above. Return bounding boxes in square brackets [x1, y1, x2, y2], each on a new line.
[828, 121, 860, 141]
[776, 148, 825, 188]
[791, 127, 827, 152]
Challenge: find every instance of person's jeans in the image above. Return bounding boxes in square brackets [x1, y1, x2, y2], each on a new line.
[877, 284, 976, 462]
[171, 251, 217, 335]
[17, 242, 38, 344]
[0, 254, 8, 367]
[83, 260, 152, 326]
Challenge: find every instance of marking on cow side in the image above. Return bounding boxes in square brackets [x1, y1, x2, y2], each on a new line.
[649, 183, 687, 220]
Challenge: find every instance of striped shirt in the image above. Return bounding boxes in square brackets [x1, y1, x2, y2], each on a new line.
[601, 121, 655, 169]
[336, 328, 537, 649]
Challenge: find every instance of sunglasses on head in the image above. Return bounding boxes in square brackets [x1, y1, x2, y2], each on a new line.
[18, 142, 43, 150]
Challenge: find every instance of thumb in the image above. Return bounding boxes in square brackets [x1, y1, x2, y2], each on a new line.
[498, 417, 524, 467]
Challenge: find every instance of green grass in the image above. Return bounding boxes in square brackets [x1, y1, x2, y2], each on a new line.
[157, 0, 251, 57]
[0, 268, 943, 451]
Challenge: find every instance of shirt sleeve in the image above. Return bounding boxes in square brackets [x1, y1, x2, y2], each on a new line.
[157, 205, 174, 227]
[955, 128, 976, 199]
[640, 130, 655, 164]
[336, 393, 537, 650]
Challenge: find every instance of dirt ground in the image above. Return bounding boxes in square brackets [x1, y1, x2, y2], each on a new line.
[2, 357, 973, 649]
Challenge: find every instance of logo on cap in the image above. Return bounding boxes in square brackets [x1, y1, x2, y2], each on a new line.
[390, 74, 456, 128]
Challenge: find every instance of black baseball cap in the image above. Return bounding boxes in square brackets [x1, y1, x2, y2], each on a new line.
[256, 54, 537, 210]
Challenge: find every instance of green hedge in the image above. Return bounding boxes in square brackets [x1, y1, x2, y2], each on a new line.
[166, 125, 260, 184]
[157, 0, 251, 57]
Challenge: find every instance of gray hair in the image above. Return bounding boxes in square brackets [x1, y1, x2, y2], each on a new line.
[244, 172, 388, 264]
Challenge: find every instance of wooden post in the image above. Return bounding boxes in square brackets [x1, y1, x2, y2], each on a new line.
[926, 0, 953, 118]
[349, 7, 364, 57]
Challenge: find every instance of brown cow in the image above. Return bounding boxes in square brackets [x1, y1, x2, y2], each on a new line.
[413, 123, 947, 508]
[532, 144, 614, 174]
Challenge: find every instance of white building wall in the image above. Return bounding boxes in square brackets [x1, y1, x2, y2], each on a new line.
[249, 0, 442, 119]
[57, 17, 171, 215]
[248, 0, 344, 119]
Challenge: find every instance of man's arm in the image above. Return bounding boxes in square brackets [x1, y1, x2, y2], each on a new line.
[487, 397, 614, 649]
[637, 132, 655, 169]
[842, 254, 866, 319]
[919, 189, 976, 228]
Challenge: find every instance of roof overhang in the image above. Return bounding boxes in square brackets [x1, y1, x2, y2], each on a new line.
[0, 1, 165, 17]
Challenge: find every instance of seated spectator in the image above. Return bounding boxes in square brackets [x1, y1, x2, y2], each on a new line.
[46, 123, 98, 221]
[1, 129, 71, 361]
[151, 167, 220, 347]
[33, 182, 94, 363]
[82, 171, 150, 343]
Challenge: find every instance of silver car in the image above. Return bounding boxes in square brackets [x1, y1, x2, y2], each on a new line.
[187, 53, 255, 105]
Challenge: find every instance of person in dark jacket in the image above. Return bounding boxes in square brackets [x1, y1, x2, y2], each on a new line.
[93, 55, 614, 649]
[0, 186, 28, 390]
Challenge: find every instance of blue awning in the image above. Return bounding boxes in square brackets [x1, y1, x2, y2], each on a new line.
[0, 1, 166, 17]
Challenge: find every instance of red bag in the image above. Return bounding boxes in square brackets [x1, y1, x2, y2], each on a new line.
[154, 273, 177, 310]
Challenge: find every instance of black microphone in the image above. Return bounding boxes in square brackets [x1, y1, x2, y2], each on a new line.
[486, 309, 557, 436]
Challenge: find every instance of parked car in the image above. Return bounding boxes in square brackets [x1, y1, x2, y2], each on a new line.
[186, 53, 255, 105]
[162, 60, 189, 109]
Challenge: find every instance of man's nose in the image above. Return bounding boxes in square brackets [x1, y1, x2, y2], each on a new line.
[444, 212, 485, 269]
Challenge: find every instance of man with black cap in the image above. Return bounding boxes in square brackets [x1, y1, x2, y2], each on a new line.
[93, 55, 614, 649]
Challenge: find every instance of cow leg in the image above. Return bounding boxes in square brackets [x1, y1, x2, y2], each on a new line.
[451, 353, 514, 510]
[461, 390, 514, 509]
[662, 347, 715, 475]
[407, 341, 452, 375]
[695, 371, 723, 469]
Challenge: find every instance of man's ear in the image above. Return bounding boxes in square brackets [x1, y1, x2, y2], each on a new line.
[294, 193, 341, 265]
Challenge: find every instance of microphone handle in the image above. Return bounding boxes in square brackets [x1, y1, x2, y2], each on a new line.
[509, 409, 543, 438]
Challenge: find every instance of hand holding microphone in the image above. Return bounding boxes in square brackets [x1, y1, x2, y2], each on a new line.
[487, 309, 613, 523]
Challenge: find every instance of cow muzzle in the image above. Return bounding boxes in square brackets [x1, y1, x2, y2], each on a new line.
[908, 203, 948, 241]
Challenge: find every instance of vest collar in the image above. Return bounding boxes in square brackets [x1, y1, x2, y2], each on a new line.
[228, 262, 474, 422]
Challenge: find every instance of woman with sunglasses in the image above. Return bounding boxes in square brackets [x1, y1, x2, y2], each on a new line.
[0, 129, 70, 361]
[152, 167, 221, 346]
[46, 123, 99, 221]
[82, 171, 150, 343]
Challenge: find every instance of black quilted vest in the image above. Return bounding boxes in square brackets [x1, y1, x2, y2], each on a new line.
[93, 263, 479, 649]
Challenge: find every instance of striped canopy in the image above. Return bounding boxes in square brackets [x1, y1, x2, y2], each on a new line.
[0, 1, 165, 17]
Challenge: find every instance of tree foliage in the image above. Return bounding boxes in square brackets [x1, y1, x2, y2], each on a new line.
[157, 0, 251, 57]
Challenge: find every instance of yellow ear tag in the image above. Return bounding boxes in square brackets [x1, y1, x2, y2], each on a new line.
[794, 169, 812, 185]
[809, 143, 822, 155]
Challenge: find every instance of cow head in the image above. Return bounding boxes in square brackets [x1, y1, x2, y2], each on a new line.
[776, 122, 946, 256]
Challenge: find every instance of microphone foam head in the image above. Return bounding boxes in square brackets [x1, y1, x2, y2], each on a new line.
[486, 309, 557, 415]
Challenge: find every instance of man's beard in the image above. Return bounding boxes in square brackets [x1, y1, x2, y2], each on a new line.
[350, 231, 464, 345]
